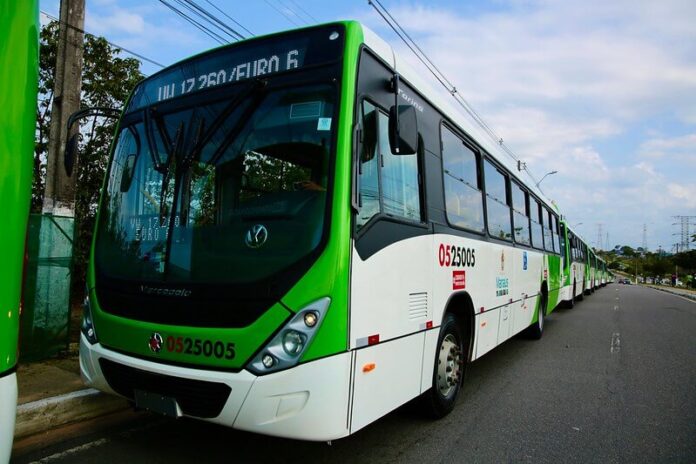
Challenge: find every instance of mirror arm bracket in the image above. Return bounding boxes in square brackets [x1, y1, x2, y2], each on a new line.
[64, 107, 122, 177]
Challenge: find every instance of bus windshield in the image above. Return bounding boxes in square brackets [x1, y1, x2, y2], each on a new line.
[96, 82, 336, 286]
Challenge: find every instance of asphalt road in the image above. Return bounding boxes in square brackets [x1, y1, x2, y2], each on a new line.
[12, 285, 696, 463]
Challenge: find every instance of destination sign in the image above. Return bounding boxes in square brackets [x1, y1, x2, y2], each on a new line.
[126, 25, 345, 112]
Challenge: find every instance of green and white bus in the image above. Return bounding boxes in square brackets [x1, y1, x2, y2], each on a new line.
[0, 1, 38, 460]
[81, 21, 583, 440]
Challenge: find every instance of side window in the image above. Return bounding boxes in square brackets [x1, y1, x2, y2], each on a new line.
[511, 181, 531, 246]
[356, 100, 421, 230]
[483, 160, 512, 240]
[543, 208, 554, 252]
[379, 111, 420, 221]
[441, 126, 484, 232]
[556, 217, 568, 262]
[531, 199, 544, 249]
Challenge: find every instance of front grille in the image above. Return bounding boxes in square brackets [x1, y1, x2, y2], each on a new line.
[95, 276, 276, 328]
[99, 358, 231, 418]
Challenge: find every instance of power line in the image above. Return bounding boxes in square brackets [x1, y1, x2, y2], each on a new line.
[263, 0, 302, 27]
[179, 0, 246, 41]
[366, 0, 543, 188]
[287, 0, 320, 23]
[40, 10, 165, 69]
[204, 0, 255, 37]
[159, 0, 227, 45]
[275, 0, 310, 25]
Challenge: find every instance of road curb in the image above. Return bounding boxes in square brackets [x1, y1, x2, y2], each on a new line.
[15, 388, 129, 439]
[644, 285, 696, 302]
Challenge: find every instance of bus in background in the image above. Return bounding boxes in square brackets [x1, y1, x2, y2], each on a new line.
[79, 21, 593, 441]
[0, 1, 39, 461]
[562, 223, 589, 306]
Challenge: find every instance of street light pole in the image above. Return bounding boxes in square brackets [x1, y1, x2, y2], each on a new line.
[536, 170, 558, 188]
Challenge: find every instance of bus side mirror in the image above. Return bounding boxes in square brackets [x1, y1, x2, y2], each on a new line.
[389, 104, 418, 155]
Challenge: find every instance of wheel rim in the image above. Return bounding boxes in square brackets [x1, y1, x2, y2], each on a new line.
[538, 306, 544, 330]
[437, 333, 462, 398]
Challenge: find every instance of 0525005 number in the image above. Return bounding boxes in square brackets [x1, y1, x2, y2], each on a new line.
[165, 336, 235, 360]
[438, 243, 476, 268]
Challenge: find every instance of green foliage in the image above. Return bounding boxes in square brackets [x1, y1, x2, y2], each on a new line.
[620, 245, 636, 257]
[35, 21, 144, 298]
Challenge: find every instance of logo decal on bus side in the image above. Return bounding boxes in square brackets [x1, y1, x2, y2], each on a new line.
[452, 271, 466, 290]
[495, 277, 509, 297]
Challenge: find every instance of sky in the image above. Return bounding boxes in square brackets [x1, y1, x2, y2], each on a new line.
[40, 0, 696, 252]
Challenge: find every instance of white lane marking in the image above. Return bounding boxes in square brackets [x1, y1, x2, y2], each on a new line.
[611, 333, 621, 353]
[28, 438, 109, 464]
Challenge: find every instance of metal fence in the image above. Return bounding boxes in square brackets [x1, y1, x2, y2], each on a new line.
[20, 214, 74, 361]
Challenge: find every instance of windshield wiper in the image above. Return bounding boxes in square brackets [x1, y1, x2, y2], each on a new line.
[207, 82, 268, 167]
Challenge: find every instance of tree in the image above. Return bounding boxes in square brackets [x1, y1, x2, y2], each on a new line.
[673, 250, 696, 272]
[35, 21, 144, 299]
[620, 245, 636, 257]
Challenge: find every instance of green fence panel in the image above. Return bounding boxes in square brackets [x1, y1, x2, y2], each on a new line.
[19, 214, 74, 361]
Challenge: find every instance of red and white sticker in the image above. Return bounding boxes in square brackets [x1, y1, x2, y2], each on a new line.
[453, 270, 466, 290]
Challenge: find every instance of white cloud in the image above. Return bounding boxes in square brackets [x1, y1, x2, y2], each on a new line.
[639, 133, 696, 162]
[362, 0, 696, 247]
[667, 183, 696, 209]
[87, 7, 146, 35]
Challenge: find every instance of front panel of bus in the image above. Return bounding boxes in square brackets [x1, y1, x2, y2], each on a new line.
[80, 22, 363, 440]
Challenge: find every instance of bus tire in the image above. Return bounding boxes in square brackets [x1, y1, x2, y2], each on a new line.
[526, 292, 546, 340]
[419, 313, 465, 419]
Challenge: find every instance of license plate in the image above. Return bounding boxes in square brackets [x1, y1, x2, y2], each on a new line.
[134, 389, 181, 418]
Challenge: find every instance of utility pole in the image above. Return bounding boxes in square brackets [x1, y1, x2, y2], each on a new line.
[42, 0, 85, 216]
[596, 223, 603, 251]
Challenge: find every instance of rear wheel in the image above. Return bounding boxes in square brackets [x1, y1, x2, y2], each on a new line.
[527, 292, 546, 340]
[419, 313, 465, 419]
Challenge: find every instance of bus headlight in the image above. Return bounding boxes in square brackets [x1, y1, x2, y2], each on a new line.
[81, 291, 98, 345]
[282, 330, 306, 355]
[246, 297, 330, 375]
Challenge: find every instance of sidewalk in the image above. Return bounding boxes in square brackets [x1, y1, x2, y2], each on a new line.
[14, 343, 129, 441]
[643, 284, 696, 302]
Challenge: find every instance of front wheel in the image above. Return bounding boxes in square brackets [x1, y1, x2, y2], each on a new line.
[419, 313, 465, 419]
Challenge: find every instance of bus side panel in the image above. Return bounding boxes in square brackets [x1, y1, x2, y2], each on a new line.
[350, 235, 434, 349]
[512, 248, 543, 337]
[350, 333, 425, 434]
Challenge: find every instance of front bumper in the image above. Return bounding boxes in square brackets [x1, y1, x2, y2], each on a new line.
[80, 334, 351, 441]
